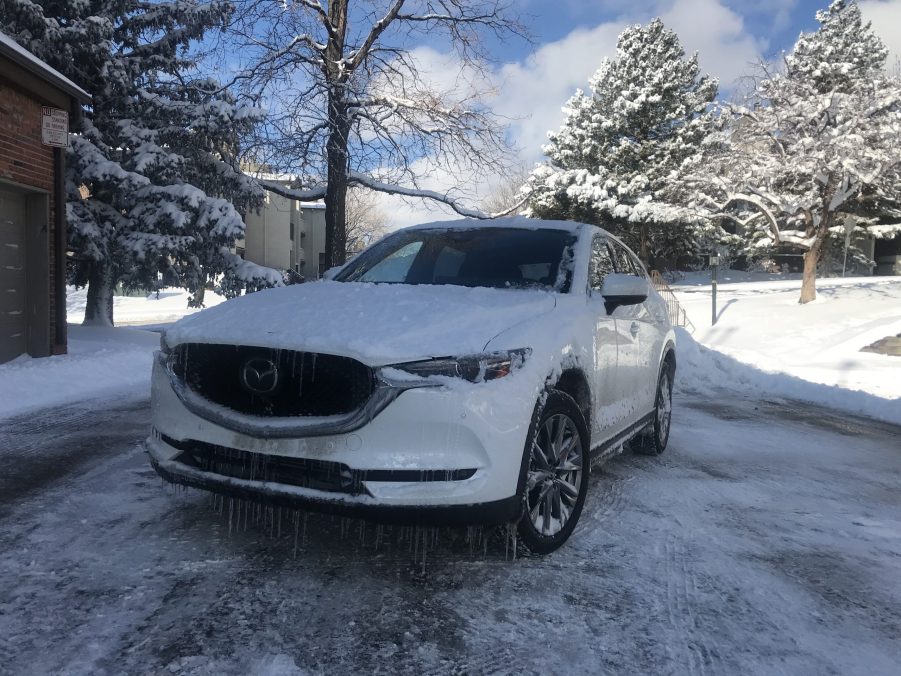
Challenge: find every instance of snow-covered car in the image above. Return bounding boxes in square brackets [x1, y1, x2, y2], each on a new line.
[147, 218, 676, 553]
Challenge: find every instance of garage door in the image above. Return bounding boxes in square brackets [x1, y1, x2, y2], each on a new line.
[0, 187, 27, 363]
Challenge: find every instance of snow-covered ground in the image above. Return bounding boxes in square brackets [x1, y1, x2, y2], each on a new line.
[1, 392, 898, 674]
[1, 288, 228, 421]
[2, 276, 900, 673]
[672, 274, 901, 424]
[0, 326, 159, 420]
[66, 286, 227, 326]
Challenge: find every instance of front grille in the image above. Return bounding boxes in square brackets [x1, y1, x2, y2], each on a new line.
[170, 343, 374, 417]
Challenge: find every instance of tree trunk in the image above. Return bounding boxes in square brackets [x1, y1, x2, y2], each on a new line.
[639, 223, 650, 266]
[83, 260, 115, 326]
[323, 0, 350, 272]
[799, 236, 823, 304]
[324, 100, 350, 271]
[192, 284, 205, 308]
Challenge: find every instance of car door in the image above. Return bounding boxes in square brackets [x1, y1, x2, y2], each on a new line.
[626, 251, 668, 414]
[587, 235, 628, 438]
[607, 239, 657, 420]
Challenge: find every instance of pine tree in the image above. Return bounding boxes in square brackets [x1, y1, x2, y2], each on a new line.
[787, 0, 887, 93]
[690, 0, 901, 303]
[1, 0, 279, 325]
[528, 19, 729, 269]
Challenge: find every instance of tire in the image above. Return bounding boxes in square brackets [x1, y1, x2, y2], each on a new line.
[517, 390, 590, 554]
[634, 360, 674, 456]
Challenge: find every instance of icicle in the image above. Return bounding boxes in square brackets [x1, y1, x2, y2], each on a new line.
[421, 528, 427, 575]
[228, 498, 234, 537]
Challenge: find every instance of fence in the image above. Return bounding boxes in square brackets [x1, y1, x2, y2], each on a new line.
[650, 270, 695, 332]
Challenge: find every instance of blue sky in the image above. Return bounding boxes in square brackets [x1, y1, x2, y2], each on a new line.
[502, 0, 828, 63]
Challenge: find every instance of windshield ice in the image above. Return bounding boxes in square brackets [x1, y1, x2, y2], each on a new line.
[335, 227, 577, 292]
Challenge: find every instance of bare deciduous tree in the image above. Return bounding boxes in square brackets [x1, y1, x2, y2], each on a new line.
[479, 163, 531, 216]
[230, 0, 526, 268]
[345, 188, 391, 255]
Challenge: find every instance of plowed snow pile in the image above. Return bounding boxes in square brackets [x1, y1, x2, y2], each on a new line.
[673, 274, 901, 424]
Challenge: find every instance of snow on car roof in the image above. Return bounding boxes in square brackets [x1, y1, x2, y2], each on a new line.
[403, 216, 586, 234]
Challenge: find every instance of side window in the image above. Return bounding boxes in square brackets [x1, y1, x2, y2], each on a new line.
[589, 236, 615, 289]
[610, 241, 638, 276]
[358, 241, 423, 283]
[629, 252, 649, 279]
[432, 245, 465, 282]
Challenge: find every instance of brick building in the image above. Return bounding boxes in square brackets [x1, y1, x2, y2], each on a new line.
[0, 31, 90, 363]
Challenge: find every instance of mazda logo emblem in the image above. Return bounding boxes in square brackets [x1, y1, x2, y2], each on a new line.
[241, 357, 279, 395]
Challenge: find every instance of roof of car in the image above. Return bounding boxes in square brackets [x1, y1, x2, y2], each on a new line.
[403, 216, 586, 234]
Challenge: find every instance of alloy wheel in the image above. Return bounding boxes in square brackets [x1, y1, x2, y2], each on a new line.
[526, 413, 584, 537]
[657, 371, 672, 443]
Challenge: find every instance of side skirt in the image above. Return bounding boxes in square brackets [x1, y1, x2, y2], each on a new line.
[589, 412, 654, 468]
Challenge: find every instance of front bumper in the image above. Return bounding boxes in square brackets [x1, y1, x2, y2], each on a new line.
[148, 354, 536, 525]
[148, 449, 522, 525]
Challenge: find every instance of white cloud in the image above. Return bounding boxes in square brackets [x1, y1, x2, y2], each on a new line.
[860, 0, 901, 71]
[376, 0, 765, 228]
[493, 23, 624, 160]
[661, 0, 765, 87]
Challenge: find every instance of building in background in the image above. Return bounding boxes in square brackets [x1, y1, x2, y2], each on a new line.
[0, 31, 90, 364]
[237, 174, 328, 280]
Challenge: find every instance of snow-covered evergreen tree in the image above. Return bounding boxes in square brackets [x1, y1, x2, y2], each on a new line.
[528, 19, 731, 268]
[1, 0, 280, 324]
[691, 0, 901, 303]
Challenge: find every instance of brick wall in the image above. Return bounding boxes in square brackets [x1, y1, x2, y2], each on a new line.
[0, 80, 60, 355]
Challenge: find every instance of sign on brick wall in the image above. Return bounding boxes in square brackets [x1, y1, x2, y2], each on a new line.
[41, 107, 68, 148]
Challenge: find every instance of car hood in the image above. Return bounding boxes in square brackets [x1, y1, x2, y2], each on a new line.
[165, 281, 558, 366]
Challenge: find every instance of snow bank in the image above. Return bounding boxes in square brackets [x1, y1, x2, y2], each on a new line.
[672, 275, 901, 424]
[675, 328, 901, 424]
[0, 326, 158, 420]
[673, 276, 901, 402]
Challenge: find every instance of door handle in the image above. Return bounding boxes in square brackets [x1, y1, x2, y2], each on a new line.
[630, 322, 639, 337]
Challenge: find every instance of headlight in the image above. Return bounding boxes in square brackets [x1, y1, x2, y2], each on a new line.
[159, 331, 171, 355]
[387, 348, 531, 384]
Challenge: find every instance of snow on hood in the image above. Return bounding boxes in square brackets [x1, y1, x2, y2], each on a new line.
[164, 281, 558, 366]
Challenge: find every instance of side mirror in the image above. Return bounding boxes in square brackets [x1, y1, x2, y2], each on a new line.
[321, 266, 342, 281]
[600, 273, 649, 312]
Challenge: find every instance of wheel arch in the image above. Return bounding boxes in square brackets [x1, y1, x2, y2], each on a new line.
[661, 339, 676, 375]
[547, 367, 592, 432]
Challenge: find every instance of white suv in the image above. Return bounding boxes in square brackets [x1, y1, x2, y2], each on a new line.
[147, 218, 675, 553]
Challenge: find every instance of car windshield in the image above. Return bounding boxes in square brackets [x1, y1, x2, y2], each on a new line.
[334, 227, 577, 292]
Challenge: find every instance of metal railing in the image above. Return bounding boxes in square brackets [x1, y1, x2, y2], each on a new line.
[650, 270, 695, 333]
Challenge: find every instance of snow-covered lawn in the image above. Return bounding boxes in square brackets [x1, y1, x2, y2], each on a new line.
[66, 285, 228, 326]
[673, 274, 901, 424]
